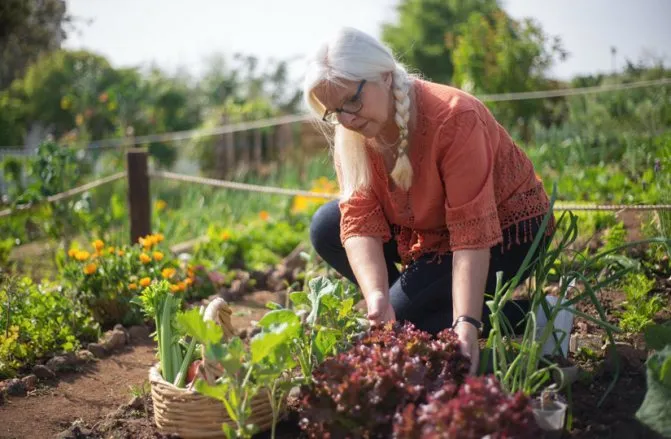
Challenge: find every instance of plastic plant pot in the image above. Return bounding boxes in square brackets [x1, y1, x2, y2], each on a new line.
[531, 390, 568, 438]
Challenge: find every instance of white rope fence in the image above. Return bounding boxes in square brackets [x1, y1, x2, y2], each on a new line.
[0, 172, 126, 218]
[152, 171, 671, 212]
[1, 77, 668, 154]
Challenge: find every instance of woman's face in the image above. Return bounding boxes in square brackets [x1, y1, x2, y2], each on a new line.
[312, 74, 393, 138]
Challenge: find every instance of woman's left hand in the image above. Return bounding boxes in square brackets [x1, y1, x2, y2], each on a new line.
[453, 322, 480, 375]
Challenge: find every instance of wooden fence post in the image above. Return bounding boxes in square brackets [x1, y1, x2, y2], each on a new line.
[127, 148, 151, 245]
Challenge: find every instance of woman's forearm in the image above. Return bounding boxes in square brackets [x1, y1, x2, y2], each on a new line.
[344, 236, 389, 301]
[452, 248, 490, 323]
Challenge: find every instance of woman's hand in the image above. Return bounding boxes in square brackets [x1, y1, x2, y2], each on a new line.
[454, 321, 480, 375]
[366, 291, 396, 325]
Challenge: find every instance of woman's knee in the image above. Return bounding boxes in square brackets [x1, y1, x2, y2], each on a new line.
[309, 199, 342, 254]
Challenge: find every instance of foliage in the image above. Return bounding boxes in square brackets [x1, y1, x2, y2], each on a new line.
[394, 375, 540, 439]
[636, 345, 671, 437]
[0, 275, 99, 378]
[297, 321, 470, 438]
[619, 272, 662, 333]
[381, 0, 499, 84]
[61, 233, 195, 327]
[452, 9, 567, 140]
[0, 0, 68, 90]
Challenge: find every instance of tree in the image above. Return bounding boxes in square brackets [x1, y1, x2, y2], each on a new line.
[381, 0, 499, 84]
[451, 10, 568, 141]
[0, 0, 69, 90]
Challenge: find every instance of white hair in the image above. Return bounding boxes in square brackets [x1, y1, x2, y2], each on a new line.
[303, 27, 415, 199]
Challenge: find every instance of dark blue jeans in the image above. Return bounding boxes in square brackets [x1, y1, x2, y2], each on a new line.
[310, 200, 547, 336]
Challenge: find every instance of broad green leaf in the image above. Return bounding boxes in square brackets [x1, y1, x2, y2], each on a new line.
[195, 379, 229, 402]
[265, 301, 283, 310]
[313, 327, 339, 362]
[339, 298, 355, 319]
[251, 329, 297, 363]
[257, 309, 301, 331]
[307, 276, 336, 325]
[176, 308, 223, 344]
[321, 294, 340, 311]
[644, 323, 671, 351]
[636, 346, 671, 437]
[290, 291, 310, 307]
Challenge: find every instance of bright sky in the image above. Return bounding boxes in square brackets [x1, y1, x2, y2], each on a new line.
[63, 0, 670, 82]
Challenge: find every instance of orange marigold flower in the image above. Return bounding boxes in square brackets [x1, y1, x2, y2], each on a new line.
[129, 283, 138, 290]
[155, 200, 167, 211]
[219, 231, 231, 241]
[184, 278, 193, 286]
[75, 251, 90, 261]
[68, 248, 78, 258]
[117, 249, 125, 256]
[259, 210, 270, 221]
[169, 284, 181, 293]
[139, 253, 151, 264]
[107, 246, 115, 254]
[161, 267, 176, 279]
[92, 239, 104, 251]
[153, 251, 164, 261]
[177, 281, 187, 291]
[83, 263, 97, 275]
[139, 277, 151, 287]
[155, 233, 165, 243]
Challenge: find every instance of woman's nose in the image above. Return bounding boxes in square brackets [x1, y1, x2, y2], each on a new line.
[337, 112, 358, 127]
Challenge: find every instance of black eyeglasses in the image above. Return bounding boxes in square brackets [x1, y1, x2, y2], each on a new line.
[322, 79, 366, 125]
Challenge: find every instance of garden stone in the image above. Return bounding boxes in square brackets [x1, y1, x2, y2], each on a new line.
[128, 325, 150, 342]
[102, 329, 127, 351]
[4, 378, 26, 396]
[76, 349, 96, 363]
[569, 334, 603, 354]
[46, 354, 77, 372]
[113, 324, 130, 343]
[87, 343, 107, 358]
[20, 374, 37, 391]
[32, 364, 56, 379]
[55, 424, 93, 439]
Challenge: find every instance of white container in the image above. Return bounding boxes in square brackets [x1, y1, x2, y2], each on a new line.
[535, 295, 575, 357]
[531, 398, 568, 438]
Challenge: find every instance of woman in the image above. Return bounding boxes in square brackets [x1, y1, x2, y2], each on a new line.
[304, 27, 554, 374]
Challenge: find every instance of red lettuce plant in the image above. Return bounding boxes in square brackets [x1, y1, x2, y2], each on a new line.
[297, 321, 470, 438]
[394, 375, 540, 439]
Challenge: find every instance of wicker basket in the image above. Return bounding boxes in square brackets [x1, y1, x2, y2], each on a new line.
[149, 297, 284, 438]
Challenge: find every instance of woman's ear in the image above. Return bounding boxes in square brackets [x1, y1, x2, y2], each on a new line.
[382, 71, 393, 88]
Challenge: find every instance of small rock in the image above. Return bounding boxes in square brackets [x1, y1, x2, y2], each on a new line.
[32, 364, 56, 380]
[102, 329, 127, 351]
[229, 279, 245, 300]
[55, 424, 93, 439]
[87, 343, 107, 358]
[21, 374, 37, 391]
[604, 342, 647, 373]
[76, 350, 96, 363]
[4, 378, 26, 396]
[113, 324, 130, 344]
[569, 334, 603, 354]
[46, 355, 76, 373]
[128, 325, 150, 342]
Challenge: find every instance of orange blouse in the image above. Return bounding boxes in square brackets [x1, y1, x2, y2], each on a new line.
[337, 79, 554, 266]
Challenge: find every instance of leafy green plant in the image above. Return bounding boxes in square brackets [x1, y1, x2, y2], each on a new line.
[636, 345, 671, 437]
[0, 275, 99, 378]
[619, 272, 662, 333]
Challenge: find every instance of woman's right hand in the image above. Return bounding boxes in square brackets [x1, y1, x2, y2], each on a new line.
[366, 291, 396, 325]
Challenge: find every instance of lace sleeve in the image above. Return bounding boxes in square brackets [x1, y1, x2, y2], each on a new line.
[439, 111, 503, 250]
[334, 153, 391, 245]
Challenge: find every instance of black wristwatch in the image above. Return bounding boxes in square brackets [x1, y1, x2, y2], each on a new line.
[452, 315, 483, 335]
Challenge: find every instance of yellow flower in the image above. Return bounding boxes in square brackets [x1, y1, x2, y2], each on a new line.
[117, 249, 125, 256]
[259, 211, 270, 221]
[177, 281, 187, 291]
[139, 253, 151, 264]
[92, 239, 104, 252]
[184, 278, 193, 286]
[153, 251, 164, 261]
[107, 246, 115, 254]
[75, 251, 90, 261]
[75, 114, 84, 126]
[139, 235, 156, 249]
[155, 200, 167, 211]
[68, 248, 78, 258]
[60, 96, 71, 110]
[291, 196, 310, 213]
[83, 263, 97, 275]
[155, 233, 165, 243]
[129, 283, 138, 290]
[219, 231, 231, 241]
[139, 277, 151, 287]
[161, 267, 176, 279]
[169, 284, 181, 293]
